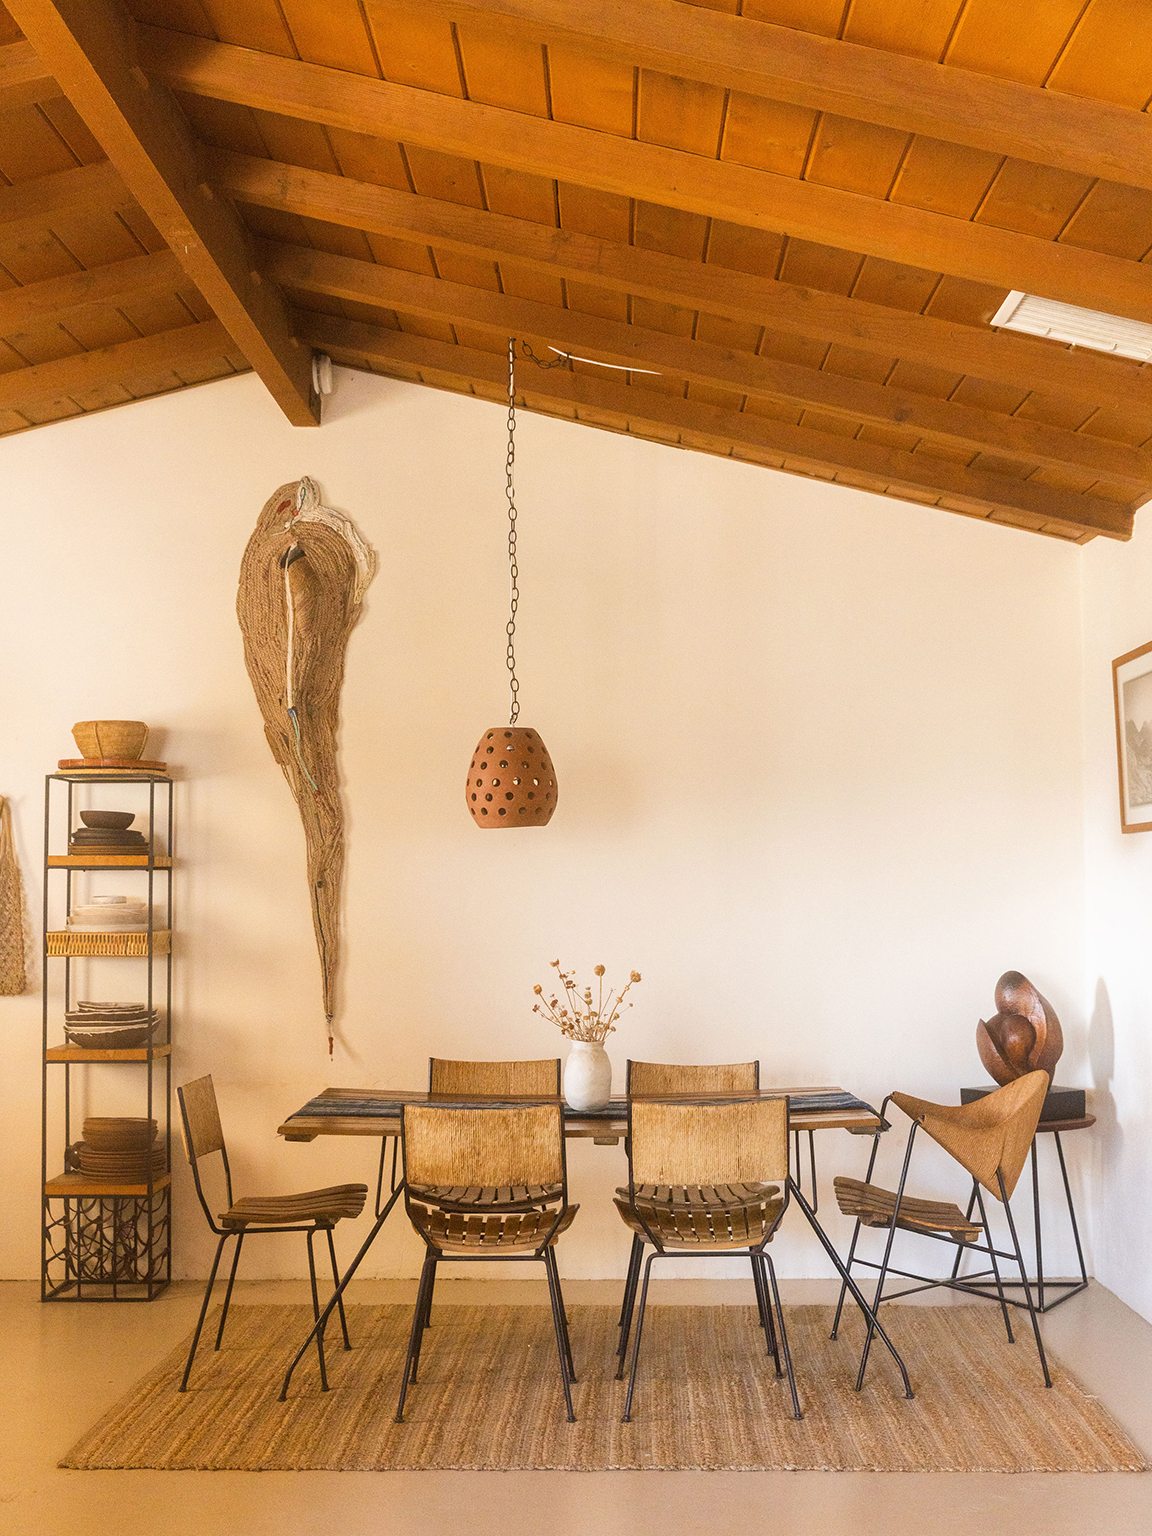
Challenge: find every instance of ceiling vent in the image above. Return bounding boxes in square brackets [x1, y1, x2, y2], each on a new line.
[990, 291, 1152, 362]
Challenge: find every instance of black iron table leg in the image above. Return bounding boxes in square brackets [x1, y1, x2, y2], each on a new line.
[279, 1154, 405, 1402]
[788, 1176, 914, 1398]
[1054, 1132, 1089, 1296]
[1031, 1140, 1045, 1313]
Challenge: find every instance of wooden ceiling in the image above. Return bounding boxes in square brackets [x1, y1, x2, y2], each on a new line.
[2, 1, 1152, 543]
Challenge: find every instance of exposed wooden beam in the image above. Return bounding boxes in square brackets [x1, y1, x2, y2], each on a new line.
[296, 312, 1133, 542]
[415, 0, 1152, 194]
[0, 250, 184, 333]
[6, 0, 317, 425]
[267, 241, 1149, 485]
[0, 318, 236, 412]
[139, 26, 1152, 327]
[0, 159, 133, 236]
[0, 38, 62, 109]
[214, 152, 1152, 417]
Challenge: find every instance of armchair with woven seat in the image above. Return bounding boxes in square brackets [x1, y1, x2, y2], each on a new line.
[395, 1099, 580, 1424]
[176, 1074, 368, 1392]
[831, 1069, 1052, 1388]
[613, 1093, 798, 1422]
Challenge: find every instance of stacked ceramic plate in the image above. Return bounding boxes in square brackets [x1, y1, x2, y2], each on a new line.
[66, 895, 151, 932]
[65, 1002, 159, 1049]
[68, 810, 150, 855]
[72, 1117, 165, 1181]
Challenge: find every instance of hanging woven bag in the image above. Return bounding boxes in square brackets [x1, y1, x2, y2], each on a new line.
[0, 795, 28, 995]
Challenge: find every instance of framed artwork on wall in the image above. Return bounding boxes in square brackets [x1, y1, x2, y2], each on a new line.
[1114, 639, 1152, 833]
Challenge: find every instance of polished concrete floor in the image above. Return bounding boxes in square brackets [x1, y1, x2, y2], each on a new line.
[3, 1275, 1150, 1536]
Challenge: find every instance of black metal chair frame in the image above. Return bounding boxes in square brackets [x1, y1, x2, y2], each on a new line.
[176, 1083, 353, 1394]
[614, 1094, 800, 1423]
[830, 1094, 1052, 1389]
[394, 1100, 580, 1425]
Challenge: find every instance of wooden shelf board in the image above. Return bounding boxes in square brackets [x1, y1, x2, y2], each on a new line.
[44, 1172, 171, 1197]
[46, 1043, 171, 1062]
[47, 855, 172, 867]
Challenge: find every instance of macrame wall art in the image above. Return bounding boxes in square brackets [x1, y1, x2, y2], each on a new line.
[0, 795, 30, 995]
[237, 478, 376, 1054]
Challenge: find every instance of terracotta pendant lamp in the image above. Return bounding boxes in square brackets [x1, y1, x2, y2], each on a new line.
[467, 339, 558, 828]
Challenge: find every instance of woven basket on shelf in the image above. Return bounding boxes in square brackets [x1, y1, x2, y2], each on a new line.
[46, 930, 171, 958]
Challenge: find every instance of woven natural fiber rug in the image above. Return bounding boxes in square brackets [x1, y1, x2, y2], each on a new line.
[61, 1303, 1145, 1472]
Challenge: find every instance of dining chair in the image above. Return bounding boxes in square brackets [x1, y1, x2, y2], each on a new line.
[395, 1100, 580, 1423]
[428, 1056, 561, 1096]
[176, 1074, 368, 1392]
[626, 1059, 760, 1093]
[613, 1094, 798, 1422]
[831, 1069, 1052, 1388]
[618, 1060, 764, 1341]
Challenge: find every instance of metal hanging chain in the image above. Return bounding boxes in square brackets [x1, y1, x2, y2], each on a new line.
[505, 335, 520, 726]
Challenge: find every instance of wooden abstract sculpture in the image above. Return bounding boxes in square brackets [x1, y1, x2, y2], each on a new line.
[976, 971, 1064, 1085]
[237, 478, 375, 1053]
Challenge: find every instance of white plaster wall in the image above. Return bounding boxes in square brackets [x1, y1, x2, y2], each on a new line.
[1081, 513, 1152, 1321]
[0, 366, 1090, 1282]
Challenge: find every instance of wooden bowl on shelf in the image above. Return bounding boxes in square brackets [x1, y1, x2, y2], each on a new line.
[71, 721, 149, 759]
[78, 810, 135, 830]
[82, 1116, 157, 1150]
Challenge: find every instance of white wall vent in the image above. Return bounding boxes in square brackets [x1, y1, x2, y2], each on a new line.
[990, 291, 1152, 362]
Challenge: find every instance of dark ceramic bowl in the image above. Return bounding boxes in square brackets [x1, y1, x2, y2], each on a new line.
[79, 810, 135, 830]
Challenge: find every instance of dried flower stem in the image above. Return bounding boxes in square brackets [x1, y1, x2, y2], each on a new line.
[532, 960, 642, 1043]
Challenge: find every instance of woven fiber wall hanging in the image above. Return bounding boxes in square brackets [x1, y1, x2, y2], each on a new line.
[0, 795, 29, 995]
[237, 478, 376, 1054]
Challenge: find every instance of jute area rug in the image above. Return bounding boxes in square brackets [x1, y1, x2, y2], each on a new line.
[62, 1303, 1145, 1473]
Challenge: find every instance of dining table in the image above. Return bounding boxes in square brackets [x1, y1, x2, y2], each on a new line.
[273, 1083, 913, 1402]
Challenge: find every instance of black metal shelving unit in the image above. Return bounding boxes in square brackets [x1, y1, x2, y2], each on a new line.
[40, 770, 174, 1301]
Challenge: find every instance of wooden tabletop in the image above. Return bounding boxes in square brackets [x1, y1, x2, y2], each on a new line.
[278, 1085, 884, 1144]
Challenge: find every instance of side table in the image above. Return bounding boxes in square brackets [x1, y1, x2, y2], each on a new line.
[952, 1114, 1094, 1312]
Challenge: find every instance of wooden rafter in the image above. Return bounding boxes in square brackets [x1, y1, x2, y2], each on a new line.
[0, 159, 133, 235]
[138, 26, 1152, 326]
[0, 37, 61, 109]
[0, 319, 237, 414]
[416, 0, 1152, 194]
[295, 312, 1133, 543]
[265, 241, 1149, 485]
[0, 250, 183, 333]
[5, 0, 318, 426]
[213, 151, 1152, 417]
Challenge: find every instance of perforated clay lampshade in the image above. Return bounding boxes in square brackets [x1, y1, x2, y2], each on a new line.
[466, 727, 557, 827]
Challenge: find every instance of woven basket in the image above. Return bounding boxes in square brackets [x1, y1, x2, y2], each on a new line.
[46, 930, 170, 957]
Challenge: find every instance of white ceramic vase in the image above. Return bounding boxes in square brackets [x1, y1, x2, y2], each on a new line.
[564, 1040, 612, 1112]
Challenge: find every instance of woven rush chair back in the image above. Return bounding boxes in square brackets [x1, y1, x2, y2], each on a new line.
[891, 1070, 1049, 1201]
[428, 1057, 561, 1096]
[629, 1097, 788, 1190]
[178, 1074, 226, 1162]
[403, 1102, 566, 1192]
[627, 1060, 759, 1094]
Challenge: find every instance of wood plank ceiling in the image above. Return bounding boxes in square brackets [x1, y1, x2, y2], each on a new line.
[1, 0, 1151, 542]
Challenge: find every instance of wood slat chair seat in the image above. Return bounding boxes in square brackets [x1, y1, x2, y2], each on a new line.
[613, 1189, 785, 1250]
[407, 1181, 562, 1212]
[408, 1199, 578, 1252]
[616, 1181, 779, 1211]
[834, 1176, 982, 1242]
[177, 1074, 364, 1395]
[220, 1183, 368, 1229]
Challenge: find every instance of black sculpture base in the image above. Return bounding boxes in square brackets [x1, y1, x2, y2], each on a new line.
[961, 1084, 1086, 1122]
